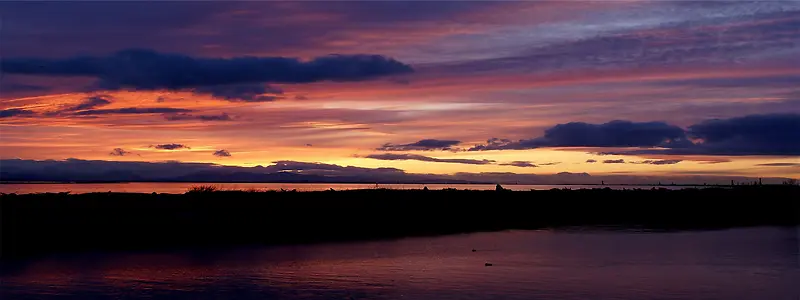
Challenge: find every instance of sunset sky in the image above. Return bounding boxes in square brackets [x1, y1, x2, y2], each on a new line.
[1, 1, 798, 181]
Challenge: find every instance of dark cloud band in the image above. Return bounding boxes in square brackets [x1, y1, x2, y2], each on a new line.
[0, 108, 36, 118]
[365, 153, 494, 165]
[377, 139, 461, 151]
[2, 49, 413, 101]
[469, 120, 688, 151]
[603, 159, 625, 164]
[470, 114, 800, 156]
[109, 148, 132, 156]
[151, 143, 190, 150]
[499, 161, 537, 168]
[75, 107, 192, 115]
[213, 149, 232, 157]
[164, 112, 232, 122]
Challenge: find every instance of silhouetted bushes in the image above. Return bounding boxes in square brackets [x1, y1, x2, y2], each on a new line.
[2, 186, 798, 259]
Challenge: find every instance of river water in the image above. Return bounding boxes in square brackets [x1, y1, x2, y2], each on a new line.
[2, 227, 797, 300]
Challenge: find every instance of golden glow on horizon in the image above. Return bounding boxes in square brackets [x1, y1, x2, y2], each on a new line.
[2, 63, 798, 179]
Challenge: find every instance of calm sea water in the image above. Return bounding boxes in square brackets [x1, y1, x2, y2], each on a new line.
[0, 182, 693, 194]
[2, 227, 798, 300]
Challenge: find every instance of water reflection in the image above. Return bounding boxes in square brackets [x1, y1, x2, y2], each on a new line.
[3, 227, 798, 300]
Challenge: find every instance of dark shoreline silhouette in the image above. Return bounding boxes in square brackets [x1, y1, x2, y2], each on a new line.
[2, 186, 798, 260]
[0, 180, 782, 187]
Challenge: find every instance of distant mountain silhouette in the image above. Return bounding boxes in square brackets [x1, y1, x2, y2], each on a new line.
[1, 158, 795, 185]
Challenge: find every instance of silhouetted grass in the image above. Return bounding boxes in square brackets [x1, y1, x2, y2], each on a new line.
[2, 185, 798, 259]
[186, 185, 220, 193]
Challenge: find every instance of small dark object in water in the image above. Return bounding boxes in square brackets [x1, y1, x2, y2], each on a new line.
[472, 249, 477, 252]
[485, 262, 493, 266]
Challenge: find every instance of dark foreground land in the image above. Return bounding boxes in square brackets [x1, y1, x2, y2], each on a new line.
[2, 186, 798, 259]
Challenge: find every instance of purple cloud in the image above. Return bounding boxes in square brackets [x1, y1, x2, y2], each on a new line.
[377, 139, 461, 151]
[499, 161, 537, 168]
[74, 107, 192, 116]
[0, 108, 36, 118]
[472, 114, 800, 156]
[193, 83, 284, 102]
[2, 49, 413, 101]
[365, 153, 494, 165]
[164, 112, 232, 122]
[603, 159, 625, 164]
[755, 163, 800, 167]
[213, 149, 231, 157]
[470, 121, 688, 151]
[152, 144, 190, 150]
[630, 160, 682, 165]
[64, 95, 113, 111]
[109, 148, 131, 156]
